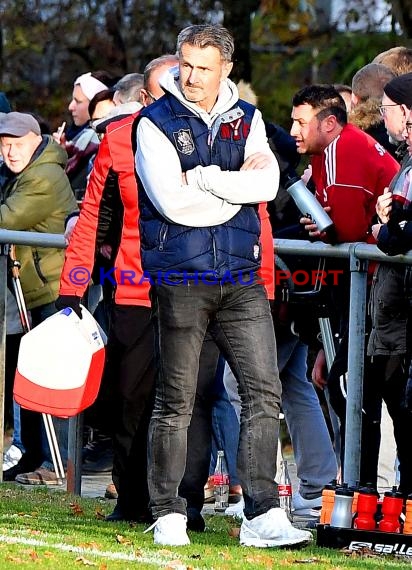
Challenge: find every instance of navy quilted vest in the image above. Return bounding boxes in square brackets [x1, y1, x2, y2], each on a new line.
[137, 93, 261, 279]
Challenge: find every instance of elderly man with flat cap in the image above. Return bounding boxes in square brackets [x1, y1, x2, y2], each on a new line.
[0, 111, 77, 485]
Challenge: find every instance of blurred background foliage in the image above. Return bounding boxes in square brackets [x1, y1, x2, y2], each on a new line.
[0, 0, 411, 131]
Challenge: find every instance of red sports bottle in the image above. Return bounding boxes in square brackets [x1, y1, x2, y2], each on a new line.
[378, 486, 403, 533]
[353, 485, 379, 530]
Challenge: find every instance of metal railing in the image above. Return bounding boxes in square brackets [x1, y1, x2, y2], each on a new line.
[1, 229, 411, 492]
[275, 239, 412, 486]
[0, 230, 79, 492]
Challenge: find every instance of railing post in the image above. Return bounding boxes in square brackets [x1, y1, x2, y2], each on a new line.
[67, 415, 83, 495]
[344, 244, 368, 486]
[0, 244, 8, 482]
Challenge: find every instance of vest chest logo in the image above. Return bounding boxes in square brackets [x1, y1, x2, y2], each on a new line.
[173, 129, 195, 155]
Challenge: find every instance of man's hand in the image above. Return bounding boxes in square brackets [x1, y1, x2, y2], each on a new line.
[312, 348, 328, 390]
[371, 223, 382, 240]
[65, 214, 79, 244]
[301, 164, 312, 185]
[100, 244, 112, 259]
[55, 295, 83, 319]
[376, 190, 392, 223]
[300, 206, 331, 238]
[240, 152, 272, 171]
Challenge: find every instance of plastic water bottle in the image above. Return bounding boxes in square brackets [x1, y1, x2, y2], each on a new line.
[278, 459, 292, 520]
[353, 484, 379, 530]
[330, 483, 354, 528]
[213, 450, 229, 512]
[379, 486, 403, 533]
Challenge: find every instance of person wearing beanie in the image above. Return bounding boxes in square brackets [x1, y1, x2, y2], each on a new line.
[52, 70, 116, 200]
[381, 72, 412, 152]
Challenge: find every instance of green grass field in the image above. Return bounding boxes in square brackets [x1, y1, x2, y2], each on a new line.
[0, 484, 409, 569]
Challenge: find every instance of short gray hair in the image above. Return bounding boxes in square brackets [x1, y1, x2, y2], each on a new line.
[114, 73, 144, 103]
[176, 25, 234, 62]
[143, 54, 178, 89]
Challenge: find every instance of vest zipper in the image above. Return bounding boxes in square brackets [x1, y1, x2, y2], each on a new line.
[158, 224, 168, 251]
[212, 231, 217, 267]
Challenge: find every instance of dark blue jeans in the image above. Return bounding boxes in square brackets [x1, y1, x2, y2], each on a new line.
[148, 279, 281, 520]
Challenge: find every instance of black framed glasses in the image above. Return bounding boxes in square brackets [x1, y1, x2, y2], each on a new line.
[378, 104, 400, 116]
[406, 122, 412, 134]
[146, 90, 157, 102]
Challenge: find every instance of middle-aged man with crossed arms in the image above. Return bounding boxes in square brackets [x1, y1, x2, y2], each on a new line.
[134, 24, 312, 548]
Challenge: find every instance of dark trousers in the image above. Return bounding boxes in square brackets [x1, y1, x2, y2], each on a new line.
[178, 335, 220, 512]
[105, 305, 222, 518]
[105, 304, 156, 517]
[148, 280, 281, 520]
[328, 331, 412, 494]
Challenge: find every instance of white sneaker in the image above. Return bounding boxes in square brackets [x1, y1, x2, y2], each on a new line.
[144, 513, 190, 546]
[3, 445, 22, 471]
[240, 507, 313, 548]
[292, 492, 322, 517]
[225, 497, 245, 519]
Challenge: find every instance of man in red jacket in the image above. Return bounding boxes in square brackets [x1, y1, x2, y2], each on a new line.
[290, 84, 399, 487]
[291, 84, 399, 244]
[57, 55, 178, 522]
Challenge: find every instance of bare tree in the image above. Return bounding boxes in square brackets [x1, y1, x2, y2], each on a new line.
[391, 0, 412, 36]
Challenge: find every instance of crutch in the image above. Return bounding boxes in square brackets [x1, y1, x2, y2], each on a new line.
[9, 246, 65, 483]
[318, 316, 342, 467]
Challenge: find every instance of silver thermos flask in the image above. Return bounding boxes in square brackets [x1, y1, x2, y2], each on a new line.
[330, 483, 354, 528]
[283, 174, 334, 234]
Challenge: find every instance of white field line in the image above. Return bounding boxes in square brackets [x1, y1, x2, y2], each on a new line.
[0, 532, 184, 567]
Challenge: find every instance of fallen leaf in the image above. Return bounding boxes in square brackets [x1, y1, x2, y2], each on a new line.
[293, 559, 321, 564]
[5, 555, 23, 562]
[28, 550, 39, 560]
[245, 553, 280, 566]
[164, 561, 189, 570]
[341, 546, 379, 558]
[116, 534, 133, 545]
[70, 502, 84, 516]
[75, 556, 98, 566]
[78, 542, 100, 550]
[228, 526, 240, 538]
[95, 509, 105, 520]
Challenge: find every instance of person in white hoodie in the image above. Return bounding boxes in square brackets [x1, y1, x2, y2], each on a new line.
[134, 24, 312, 549]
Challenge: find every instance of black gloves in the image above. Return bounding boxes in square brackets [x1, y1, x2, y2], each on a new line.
[55, 295, 83, 319]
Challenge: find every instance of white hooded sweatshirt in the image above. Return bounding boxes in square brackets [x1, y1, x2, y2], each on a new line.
[135, 66, 279, 227]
